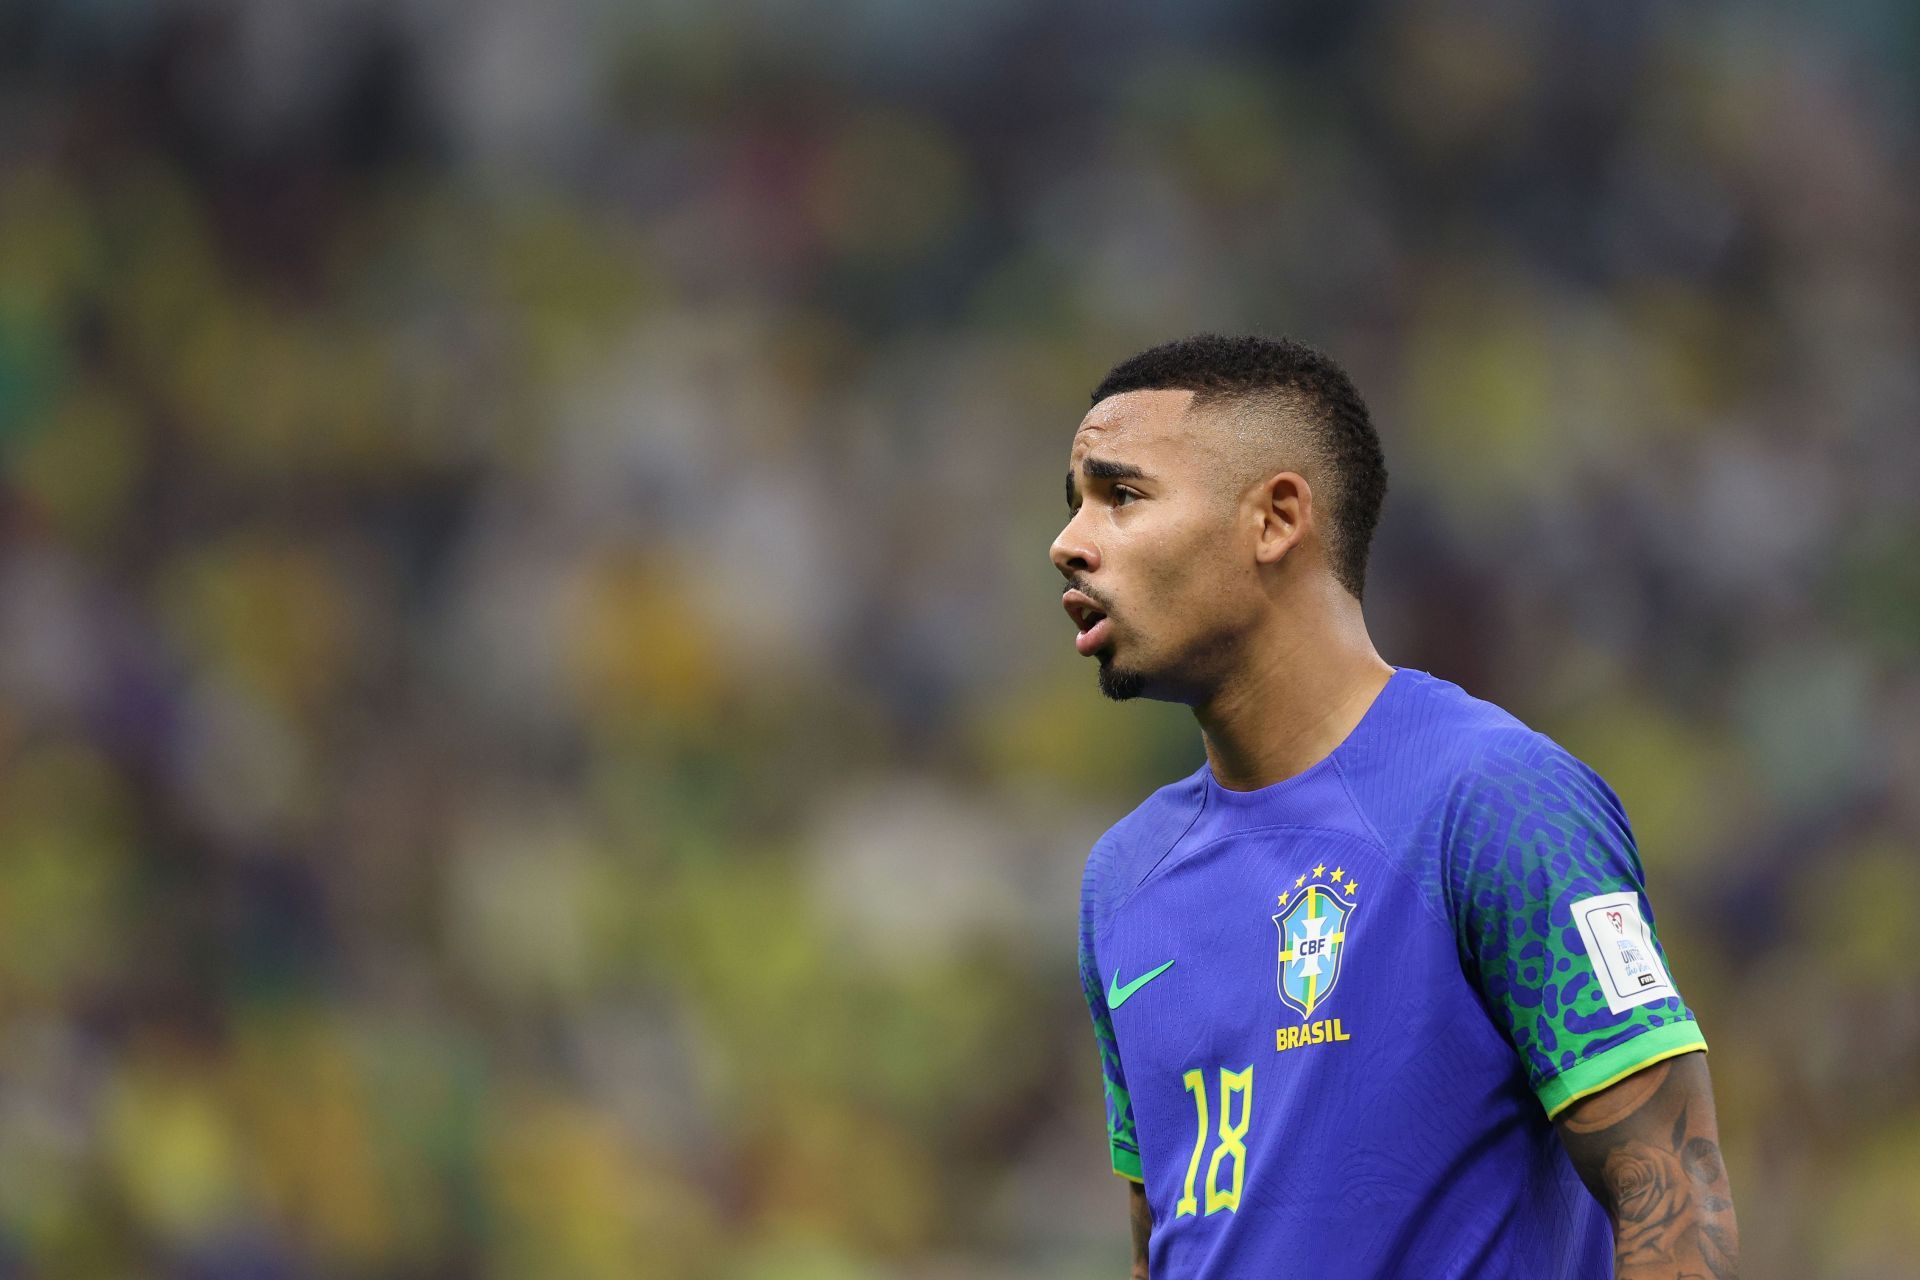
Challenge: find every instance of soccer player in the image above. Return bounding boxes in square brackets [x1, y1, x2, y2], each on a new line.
[1056, 336, 1738, 1278]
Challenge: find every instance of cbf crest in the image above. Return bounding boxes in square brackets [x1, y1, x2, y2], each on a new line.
[1273, 865, 1359, 1020]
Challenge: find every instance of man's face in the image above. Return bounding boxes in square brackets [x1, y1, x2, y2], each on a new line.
[1051, 389, 1255, 702]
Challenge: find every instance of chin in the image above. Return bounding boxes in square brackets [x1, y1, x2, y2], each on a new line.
[1096, 655, 1148, 702]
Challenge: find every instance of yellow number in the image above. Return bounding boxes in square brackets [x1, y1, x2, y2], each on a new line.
[1177, 1068, 1207, 1216]
[1176, 1065, 1254, 1217]
[1204, 1066, 1253, 1214]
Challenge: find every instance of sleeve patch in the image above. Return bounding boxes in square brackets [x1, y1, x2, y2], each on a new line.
[1570, 891, 1675, 1014]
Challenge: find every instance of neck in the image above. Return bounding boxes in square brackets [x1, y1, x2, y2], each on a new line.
[1195, 591, 1394, 792]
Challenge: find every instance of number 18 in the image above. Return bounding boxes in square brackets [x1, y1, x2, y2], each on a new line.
[1176, 1064, 1253, 1217]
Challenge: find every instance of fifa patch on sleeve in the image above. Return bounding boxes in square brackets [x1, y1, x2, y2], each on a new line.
[1570, 891, 1676, 1014]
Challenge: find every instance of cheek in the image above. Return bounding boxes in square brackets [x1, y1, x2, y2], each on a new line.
[1143, 524, 1244, 617]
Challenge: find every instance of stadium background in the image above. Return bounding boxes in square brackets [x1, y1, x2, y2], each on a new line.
[1, 1, 1916, 1276]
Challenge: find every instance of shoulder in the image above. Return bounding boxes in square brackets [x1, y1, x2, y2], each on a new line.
[1384, 675, 1641, 901]
[1339, 670, 1636, 909]
[1349, 668, 1617, 825]
[1080, 765, 1209, 940]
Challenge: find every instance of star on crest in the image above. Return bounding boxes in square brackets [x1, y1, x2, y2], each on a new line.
[1295, 874, 1306, 887]
[1313, 863, 1326, 878]
[1331, 867, 1345, 883]
[1346, 880, 1359, 895]
[1277, 891, 1290, 907]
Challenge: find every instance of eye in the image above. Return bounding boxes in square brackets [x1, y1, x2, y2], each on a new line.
[1112, 486, 1142, 508]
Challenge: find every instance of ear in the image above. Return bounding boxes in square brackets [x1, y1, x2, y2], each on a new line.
[1253, 471, 1310, 566]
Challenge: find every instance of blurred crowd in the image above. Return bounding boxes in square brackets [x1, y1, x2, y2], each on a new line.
[0, 1, 1916, 1276]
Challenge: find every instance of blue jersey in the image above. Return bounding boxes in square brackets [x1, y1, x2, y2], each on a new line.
[1078, 668, 1707, 1278]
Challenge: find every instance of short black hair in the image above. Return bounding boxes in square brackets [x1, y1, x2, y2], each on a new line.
[1091, 334, 1387, 600]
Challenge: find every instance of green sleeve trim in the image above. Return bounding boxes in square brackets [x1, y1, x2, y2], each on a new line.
[1538, 1021, 1708, 1119]
[1112, 1147, 1143, 1182]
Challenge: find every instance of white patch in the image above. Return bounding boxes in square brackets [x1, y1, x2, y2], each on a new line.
[1570, 891, 1676, 1014]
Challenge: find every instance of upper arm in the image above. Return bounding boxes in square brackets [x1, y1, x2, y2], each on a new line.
[1444, 736, 1708, 1117]
[1554, 1050, 1738, 1278]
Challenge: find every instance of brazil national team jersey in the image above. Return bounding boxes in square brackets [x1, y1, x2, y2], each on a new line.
[1078, 668, 1707, 1278]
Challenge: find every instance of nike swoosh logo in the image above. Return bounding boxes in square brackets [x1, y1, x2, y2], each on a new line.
[1108, 959, 1176, 1009]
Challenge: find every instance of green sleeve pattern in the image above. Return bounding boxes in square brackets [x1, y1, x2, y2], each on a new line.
[1444, 735, 1706, 1116]
[1079, 936, 1142, 1180]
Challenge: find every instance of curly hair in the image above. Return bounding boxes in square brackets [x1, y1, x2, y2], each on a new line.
[1091, 334, 1387, 600]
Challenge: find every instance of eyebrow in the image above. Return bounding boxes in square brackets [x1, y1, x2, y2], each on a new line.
[1066, 457, 1150, 508]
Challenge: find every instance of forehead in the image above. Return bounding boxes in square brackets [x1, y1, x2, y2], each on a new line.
[1070, 389, 1197, 465]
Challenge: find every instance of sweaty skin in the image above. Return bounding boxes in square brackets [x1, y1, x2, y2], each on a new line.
[1053, 390, 1392, 786]
[1057, 390, 1259, 706]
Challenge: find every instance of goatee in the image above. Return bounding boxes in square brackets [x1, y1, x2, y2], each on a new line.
[1098, 657, 1146, 701]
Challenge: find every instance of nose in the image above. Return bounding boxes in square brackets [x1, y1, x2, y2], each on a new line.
[1051, 511, 1099, 579]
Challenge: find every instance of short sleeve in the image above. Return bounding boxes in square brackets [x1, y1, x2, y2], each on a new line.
[1079, 923, 1143, 1181]
[1444, 735, 1707, 1119]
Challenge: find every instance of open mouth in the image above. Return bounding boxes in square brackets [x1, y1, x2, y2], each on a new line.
[1062, 590, 1113, 656]
[1066, 600, 1106, 634]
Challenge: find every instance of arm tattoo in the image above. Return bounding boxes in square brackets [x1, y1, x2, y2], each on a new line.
[1128, 1180, 1151, 1279]
[1556, 1053, 1739, 1280]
